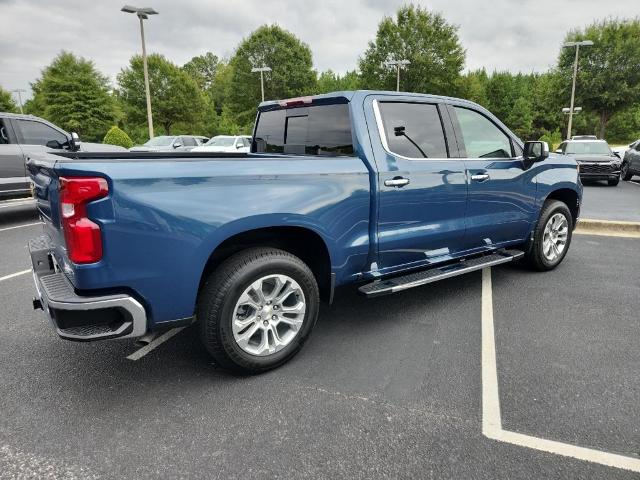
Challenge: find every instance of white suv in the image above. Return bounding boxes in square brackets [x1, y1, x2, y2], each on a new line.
[191, 135, 251, 153]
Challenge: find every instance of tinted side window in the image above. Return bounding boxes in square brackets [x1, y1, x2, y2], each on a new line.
[183, 136, 197, 147]
[254, 103, 354, 156]
[454, 107, 512, 158]
[378, 102, 448, 158]
[16, 120, 67, 147]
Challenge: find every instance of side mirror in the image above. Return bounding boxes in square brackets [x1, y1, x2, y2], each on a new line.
[236, 143, 243, 149]
[523, 141, 549, 163]
[68, 132, 81, 151]
[46, 140, 63, 149]
[173, 141, 182, 149]
[613, 151, 621, 158]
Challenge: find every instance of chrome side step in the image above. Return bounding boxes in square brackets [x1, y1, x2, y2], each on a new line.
[359, 249, 525, 298]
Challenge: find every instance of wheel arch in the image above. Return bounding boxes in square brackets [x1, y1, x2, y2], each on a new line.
[198, 225, 334, 303]
[544, 188, 580, 227]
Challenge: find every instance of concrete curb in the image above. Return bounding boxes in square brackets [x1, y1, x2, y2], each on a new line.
[576, 218, 640, 238]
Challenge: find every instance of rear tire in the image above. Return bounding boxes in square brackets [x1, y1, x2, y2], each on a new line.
[523, 200, 573, 271]
[198, 247, 319, 374]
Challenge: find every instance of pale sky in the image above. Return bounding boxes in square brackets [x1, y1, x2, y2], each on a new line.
[0, 0, 635, 100]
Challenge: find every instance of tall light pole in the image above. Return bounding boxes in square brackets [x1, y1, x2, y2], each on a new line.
[12, 89, 25, 114]
[121, 5, 158, 139]
[563, 40, 593, 140]
[383, 59, 411, 92]
[251, 66, 272, 102]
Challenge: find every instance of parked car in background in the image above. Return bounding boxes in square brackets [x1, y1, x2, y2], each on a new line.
[621, 139, 640, 181]
[27, 90, 582, 374]
[0, 112, 126, 200]
[571, 135, 598, 140]
[191, 135, 251, 153]
[129, 135, 202, 152]
[611, 144, 629, 159]
[556, 139, 621, 186]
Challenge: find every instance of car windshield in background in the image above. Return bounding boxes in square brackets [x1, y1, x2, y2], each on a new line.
[566, 141, 611, 155]
[144, 136, 175, 147]
[253, 103, 354, 156]
[205, 136, 236, 147]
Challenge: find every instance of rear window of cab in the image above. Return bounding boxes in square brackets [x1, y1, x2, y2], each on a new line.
[253, 103, 354, 156]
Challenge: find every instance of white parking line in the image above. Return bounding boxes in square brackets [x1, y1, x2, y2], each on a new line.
[0, 269, 31, 283]
[481, 267, 640, 473]
[0, 222, 42, 232]
[126, 327, 186, 361]
[628, 180, 640, 187]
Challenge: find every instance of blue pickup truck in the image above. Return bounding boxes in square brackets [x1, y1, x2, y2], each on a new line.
[27, 90, 582, 373]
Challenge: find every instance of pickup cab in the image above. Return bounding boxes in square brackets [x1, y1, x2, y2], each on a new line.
[27, 90, 582, 373]
[0, 112, 126, 199]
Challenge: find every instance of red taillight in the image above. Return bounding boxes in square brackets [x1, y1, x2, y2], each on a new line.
[59, 177, 109, 264]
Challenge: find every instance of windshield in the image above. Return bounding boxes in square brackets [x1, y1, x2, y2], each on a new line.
[204, 136, 236, 147]
[144, 136, 175, 147]
[565, 141, 611, 155]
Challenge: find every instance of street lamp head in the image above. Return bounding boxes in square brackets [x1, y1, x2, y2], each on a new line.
[563, 40, 594, 48]
[383, 59, 411, 68]
[121, 5, 158, 18]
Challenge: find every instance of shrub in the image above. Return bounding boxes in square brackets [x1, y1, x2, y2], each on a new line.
[103, 126, 134, 149]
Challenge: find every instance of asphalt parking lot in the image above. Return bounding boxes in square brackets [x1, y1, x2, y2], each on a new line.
[581, 179, 640, 222]
[0, 186, 638, 479]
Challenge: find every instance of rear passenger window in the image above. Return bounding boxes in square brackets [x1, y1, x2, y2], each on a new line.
[454, 107, 513, 158]
[253, 103, 354, 156]
[378, 102, 448, 158]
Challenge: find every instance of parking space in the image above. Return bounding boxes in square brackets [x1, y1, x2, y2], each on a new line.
[581, 180, 640, 222]
[0, 202, 638, 479]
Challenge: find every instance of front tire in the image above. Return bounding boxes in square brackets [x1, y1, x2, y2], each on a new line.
[198, 248, 319, 374]
[608, 176, 620, 186]
[523, 200, 573, 271]
[621, 162, 632, 181]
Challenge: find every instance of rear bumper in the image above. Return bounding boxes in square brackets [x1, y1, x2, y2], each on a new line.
[29, 236, 147, 341]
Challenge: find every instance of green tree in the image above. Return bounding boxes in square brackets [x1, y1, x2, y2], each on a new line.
[605, 105, 640, 143]
[183, 52, 220, 91]
[103, 125, 134, 148]
[506, 97, 533, 139]
[458, 69, 489, 106]
[117, 53, 206, 137]
[558, 18, 640, 138]
[228, 25, 317, 127]
[316, 70, 360, 93]
[0, 87, 18, 112]
[27, 51, 117, 141]
[358, 5, 465, 94]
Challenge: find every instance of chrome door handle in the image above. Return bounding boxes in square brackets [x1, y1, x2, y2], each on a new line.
[384, 177, 410, 188]
[470, 173, 490, 182]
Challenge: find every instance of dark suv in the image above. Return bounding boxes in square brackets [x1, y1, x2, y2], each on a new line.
[556, 139, 621, 186]
[621, 140, 640, 181]
[0, 112, 125, 200]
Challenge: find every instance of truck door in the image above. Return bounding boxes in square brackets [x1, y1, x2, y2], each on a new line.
[449, 105, 537, 249]
[0, 118, 28, 197]
[367, 97, 468, 274]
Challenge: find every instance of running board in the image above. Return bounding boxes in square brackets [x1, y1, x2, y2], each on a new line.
[359, 249, 525, 298]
